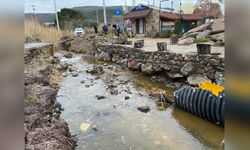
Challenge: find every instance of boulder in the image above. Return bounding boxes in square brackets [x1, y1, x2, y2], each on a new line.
[187, 22, 212, 33]
[137, 106, 150, 113]
[134, 40, 144, 48]
[64, 52, 73, 58]
[141, 64, 154, 75]
[181, 62, 195, 76]
[214, 71, 224, 85]
[167, 73, 184, 79]
[95, 51, 111, 61]
[128, 59, 141, 71]
[211, 18, 225, 33]
[196, 30, 211, 39]
[211, 33, 224, 45]
[187, 74, 211, 86]
[178, 37, 194, 45]
[209, 58, 220, 66]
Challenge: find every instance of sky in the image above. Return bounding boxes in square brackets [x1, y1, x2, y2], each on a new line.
[24, 0, 224, 13]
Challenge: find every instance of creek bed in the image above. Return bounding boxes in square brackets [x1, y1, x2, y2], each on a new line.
[56, 53, 224, 150]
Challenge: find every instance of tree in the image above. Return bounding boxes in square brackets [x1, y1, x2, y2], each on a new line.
[194, 0, 223, 19]
[174, 20, 182, 35]
[56, 8, 85, 30]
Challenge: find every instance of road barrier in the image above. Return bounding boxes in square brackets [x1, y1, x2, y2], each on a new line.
[174, 86, 225, 127]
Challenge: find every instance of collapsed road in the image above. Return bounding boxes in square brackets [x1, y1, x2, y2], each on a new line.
[24, 35, 225, 149]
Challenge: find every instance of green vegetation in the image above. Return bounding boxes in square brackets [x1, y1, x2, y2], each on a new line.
[160, 30, 174, 38]
[25, 96, 37, 105]
[57, 8, 85, 30]
[174, 20, 182, 36]
[194, 38, 211, 43]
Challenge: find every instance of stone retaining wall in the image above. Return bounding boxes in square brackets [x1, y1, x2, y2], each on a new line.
[95, 44, 225, 85]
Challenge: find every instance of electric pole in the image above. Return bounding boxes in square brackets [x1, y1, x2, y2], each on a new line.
[102, 0, 107, 25]
[96, 10, 99, 24]
[132, 0, 136, 7]
[153, 0, 155, 6]
[53, 0, 60, 31]
[31, 5, 36, 20]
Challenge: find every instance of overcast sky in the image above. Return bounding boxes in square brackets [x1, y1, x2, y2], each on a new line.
[24, 0, 223, 13]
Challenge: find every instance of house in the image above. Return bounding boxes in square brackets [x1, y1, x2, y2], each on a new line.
[124, 4, 204, 37]
[160, 13, 204, 33]
[124, 5, 160, 37]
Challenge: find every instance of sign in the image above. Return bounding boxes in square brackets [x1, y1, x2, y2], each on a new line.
[114, 9, 122, 15]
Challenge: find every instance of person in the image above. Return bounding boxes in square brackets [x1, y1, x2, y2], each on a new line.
[93, 25, 98, 34]
[116, 25, 120, 36]
[102, 24, 108, 35]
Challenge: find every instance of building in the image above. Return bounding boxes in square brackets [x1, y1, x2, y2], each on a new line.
[124, 5, 160, 37]
[124, 4, 204, 37]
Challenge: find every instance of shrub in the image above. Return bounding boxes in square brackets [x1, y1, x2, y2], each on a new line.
[160, 30, 174, 38]
[194, 38, 211, 43]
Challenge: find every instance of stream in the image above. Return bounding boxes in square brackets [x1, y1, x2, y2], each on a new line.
[56, 53, 224, 150]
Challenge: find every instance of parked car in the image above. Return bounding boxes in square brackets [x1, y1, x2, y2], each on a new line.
[74, 28, 85, 37]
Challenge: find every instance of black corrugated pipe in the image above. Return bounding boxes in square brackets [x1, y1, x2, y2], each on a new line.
[174, 86, 225, 127]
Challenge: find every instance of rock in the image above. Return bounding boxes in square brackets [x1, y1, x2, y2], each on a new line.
[86, 65, 104, 74]
[95, 51, 111, 61]
[95, 95, 106, 100]
[196, 30, 211, 39]
[113, 36, 128, 44]
[178, 37, 194, 45]
[68, 66, 76, 72]
[80, 80, 85, 84]
[141, 64, 154, 75]
[209, 58, 220, 66]
[134, 40, 144, 48]
[211, 33, 224, 45]
[80, 123, 90, 132]
[125, 96, 130, 100]
[137, 106, 150, 113]
[187, 22, 212, 33]
[72, 73, 79, 77]
[51, 56, 60, 64]
[64, 52, 73, 58]
[167, 73, 184, 79]
[128, 59, 141, 71]
[110, 89, 118, 95]
[180, 32, 199, 40]
[187, 74, 211, 86]
[214, 71, 224, 85]
[85, 85, 90, 88]
[211, 18, 225, 33]
[181, 62, 195, 76]
[157, 42, 167, 51]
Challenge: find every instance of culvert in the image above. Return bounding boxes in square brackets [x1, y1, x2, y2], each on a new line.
[174, 85, 225, 127]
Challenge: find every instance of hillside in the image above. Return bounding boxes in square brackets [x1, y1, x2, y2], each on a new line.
[73, 6, 125, 24]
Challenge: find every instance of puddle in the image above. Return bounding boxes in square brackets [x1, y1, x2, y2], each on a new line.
[57, 53, 224, 150]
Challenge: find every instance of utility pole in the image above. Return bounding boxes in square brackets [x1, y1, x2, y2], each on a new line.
[102, 0, 107, 25]
[153, 0, 155, 6]
[132, 0, 136, 7]
[31, 5, 36, 21]
[53, 0, 60, 31]
[96, 10, 99, 24]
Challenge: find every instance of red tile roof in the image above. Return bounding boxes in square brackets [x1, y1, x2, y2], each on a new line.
[160, 13, 203, 21]
[124, 9, 152, 20]
[160, 13, 179, 20]
[182, 13, 204, 21]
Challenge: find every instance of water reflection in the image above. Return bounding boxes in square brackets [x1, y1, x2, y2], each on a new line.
[172, 107, 224, 149]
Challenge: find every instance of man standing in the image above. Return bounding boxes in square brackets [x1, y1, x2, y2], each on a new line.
[94, 25, 98, 34]
[116, 25, 120, 36]
[103, 24, 108, 35]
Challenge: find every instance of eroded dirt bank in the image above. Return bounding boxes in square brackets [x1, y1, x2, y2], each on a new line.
[24, 43, 76, 149]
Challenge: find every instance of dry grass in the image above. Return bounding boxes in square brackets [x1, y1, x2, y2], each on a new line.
[25, 19, 73, 43]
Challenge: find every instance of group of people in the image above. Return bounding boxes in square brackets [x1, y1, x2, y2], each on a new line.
[93, 24, 121, 36]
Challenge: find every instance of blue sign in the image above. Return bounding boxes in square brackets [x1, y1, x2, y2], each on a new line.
[114, 9, 122, 15]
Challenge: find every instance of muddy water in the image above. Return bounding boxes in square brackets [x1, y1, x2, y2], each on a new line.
[56, 53, 224, 150]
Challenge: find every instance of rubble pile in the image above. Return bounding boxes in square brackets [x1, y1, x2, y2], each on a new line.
[24, 43, 76, 150]
[178, 18, 225, 46]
